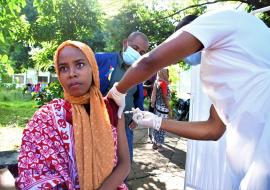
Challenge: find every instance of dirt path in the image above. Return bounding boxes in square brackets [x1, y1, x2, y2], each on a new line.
[127, 128, 187, 190]
[0, 127, 23, 151]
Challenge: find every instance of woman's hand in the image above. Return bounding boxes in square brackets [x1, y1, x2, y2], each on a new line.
[132, 108, 162, 131]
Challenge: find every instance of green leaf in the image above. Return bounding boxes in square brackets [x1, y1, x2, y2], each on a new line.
[0, 31, 5, 43]
[0, 54, 9, 63]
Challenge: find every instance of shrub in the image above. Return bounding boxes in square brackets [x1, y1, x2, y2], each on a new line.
[170, 90, 179, 111]
[32, 81, 63, 107]
[1, 73, 13, 83]
[0, 83, 16, 91]
[0, 87, 31, 102]
[2, 94, 10, 101]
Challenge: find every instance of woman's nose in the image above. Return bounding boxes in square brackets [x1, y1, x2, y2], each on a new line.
[69, 67, 78, 78]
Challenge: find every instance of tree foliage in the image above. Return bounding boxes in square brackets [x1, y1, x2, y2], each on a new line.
[164, 0, 270, 26]
[1, 0, 270, 76]
[31, 0, 105, 49]
[103, 0, 207, 51]
[104, 2, 176, 51]
[21, 0, 106, 71]
[0, 0, 28, 50]
[0, 0, 28, 76]
[29, 41, 57, 71]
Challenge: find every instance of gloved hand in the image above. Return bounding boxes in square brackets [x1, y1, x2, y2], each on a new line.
[132, 108, 162, 131]
[107, 82, 126, 118]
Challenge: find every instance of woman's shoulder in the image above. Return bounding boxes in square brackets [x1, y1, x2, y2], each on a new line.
[31, 98, 71, 120]
[48, 98, 70, 107]
[40, 98, 71, 111]
[46, 98, 72, 120]
[26, 98, 72, 130]
[103, 97, 119, 127]
[48, 98, 71, 112]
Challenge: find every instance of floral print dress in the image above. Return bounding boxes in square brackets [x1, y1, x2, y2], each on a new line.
[153, 80, 170, 148]
[16, 98, 128, 190]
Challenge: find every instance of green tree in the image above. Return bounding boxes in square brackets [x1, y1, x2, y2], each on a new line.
[2, 0, 270, 75]
[104, 0, 205, 51]
[104, 2, 176, 51]
[31, 0, 105, 49]
[29, 41, 57, 71]
[24, 0, 106, 70]
[0, 0, 28, 76]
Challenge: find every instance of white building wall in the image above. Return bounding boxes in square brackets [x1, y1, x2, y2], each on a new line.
[178, 69, 191, 100]
[13, 68, 55, 88]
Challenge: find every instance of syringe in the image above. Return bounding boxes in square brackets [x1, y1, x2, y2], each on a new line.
[124, 110, 135, 114]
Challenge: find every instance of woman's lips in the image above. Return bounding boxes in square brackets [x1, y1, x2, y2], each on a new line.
[69, 82, 81, 89]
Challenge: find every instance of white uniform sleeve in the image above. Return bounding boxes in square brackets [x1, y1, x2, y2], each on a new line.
[181, 10, 238, 50]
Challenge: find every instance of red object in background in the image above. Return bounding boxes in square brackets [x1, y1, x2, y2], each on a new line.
[143, 88, 148, 97]
[34, 83, 41, 92]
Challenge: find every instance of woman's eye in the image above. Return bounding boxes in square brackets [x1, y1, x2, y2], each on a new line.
[77, 62, 84, 69]
[59, 66, 68, 73]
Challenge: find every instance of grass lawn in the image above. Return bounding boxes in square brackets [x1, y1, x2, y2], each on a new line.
[0, 92, 38, 150]
[0, 90, 38, 151]
[0, 100, 37, 128]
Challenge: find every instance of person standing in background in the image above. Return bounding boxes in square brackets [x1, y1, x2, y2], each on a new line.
[143, 73, 157, 143]
[150, 68, 171, 151]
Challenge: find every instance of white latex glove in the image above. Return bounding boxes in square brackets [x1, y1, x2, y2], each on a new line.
[132, 108, 162, 131]
[107, 82, 126, 118]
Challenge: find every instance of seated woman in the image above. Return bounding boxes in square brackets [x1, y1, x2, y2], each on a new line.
[16, 40, 130, 190]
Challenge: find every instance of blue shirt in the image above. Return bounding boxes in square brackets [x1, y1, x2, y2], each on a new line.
[95, 52, 144, 125]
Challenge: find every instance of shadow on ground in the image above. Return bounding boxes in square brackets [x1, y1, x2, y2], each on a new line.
[161, 143, 186, 170]
[127, 162, 167, 190]
[127, 129, 187, 190]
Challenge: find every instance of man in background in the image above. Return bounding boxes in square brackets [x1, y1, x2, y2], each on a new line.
[95, 31, 149, 161]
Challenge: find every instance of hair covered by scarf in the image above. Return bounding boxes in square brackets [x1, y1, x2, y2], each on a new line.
[54, 40, 114, 189]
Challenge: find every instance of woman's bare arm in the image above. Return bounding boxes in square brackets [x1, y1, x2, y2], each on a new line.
[150, 83, 157, 108]
[98, 115, 130, 190]
[161, 105, 226, 140]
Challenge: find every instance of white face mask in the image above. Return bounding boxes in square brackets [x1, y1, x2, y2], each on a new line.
[122, 46, 141, 65]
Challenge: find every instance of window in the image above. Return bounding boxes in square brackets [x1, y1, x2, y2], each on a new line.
[14, 75, 25, 84]
[38, 76, 48, 83]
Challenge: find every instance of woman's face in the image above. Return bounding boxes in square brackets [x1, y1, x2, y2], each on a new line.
[57, 46, 93, 97]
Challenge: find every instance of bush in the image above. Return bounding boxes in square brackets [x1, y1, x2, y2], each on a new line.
[2, 94, 10, 101]
[0, 88, 31, 102]
[143, 97, 150, 110]
[0, 83, 16, 91]
[32, 81, 63, 107]
[1, 73, 13, 83]
[170, 90, 179, 111]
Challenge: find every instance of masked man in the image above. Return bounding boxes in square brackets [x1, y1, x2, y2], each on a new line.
[95, 31, 149, 161]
